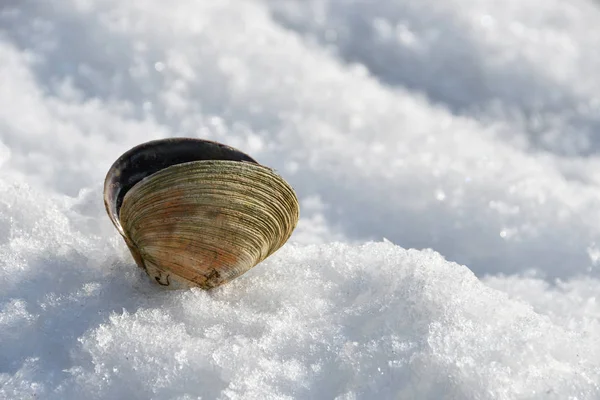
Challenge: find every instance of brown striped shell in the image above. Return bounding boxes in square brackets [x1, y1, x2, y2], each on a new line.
[103, 138, 299, 289]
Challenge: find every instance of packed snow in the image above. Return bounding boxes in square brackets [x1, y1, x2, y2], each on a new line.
[1, 0, 600, 398]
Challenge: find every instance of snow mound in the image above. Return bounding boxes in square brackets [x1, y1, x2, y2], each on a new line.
[0, 183, 599, 399]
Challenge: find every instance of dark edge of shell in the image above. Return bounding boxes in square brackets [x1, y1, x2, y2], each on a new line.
[103, 137, 259, 233]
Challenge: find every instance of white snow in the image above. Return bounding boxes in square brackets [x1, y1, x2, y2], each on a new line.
[1, 0, 600, 398]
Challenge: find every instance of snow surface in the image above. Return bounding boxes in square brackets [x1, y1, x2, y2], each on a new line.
[1, 0, 600, 398]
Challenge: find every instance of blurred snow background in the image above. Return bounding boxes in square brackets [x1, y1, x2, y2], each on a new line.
[1, 0, 600, 398]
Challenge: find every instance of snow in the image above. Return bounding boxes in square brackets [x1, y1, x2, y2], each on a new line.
[1, 0, 600, 398]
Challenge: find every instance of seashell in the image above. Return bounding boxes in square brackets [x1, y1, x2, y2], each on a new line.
[103, 138, 299, 289]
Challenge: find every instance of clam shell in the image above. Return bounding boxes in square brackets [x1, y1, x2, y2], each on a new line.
[104, 138, 299, 289]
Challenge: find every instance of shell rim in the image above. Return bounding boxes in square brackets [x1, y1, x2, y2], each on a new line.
[103, 138, 259, 236]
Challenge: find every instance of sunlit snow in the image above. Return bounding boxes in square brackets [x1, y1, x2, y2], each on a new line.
[1, 0, 600, 399]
